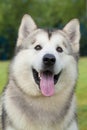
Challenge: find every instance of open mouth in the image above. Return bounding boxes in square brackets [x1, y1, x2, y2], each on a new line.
[32, 69, 61, 96]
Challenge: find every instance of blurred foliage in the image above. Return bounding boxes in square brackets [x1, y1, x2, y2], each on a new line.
[0, 0, 87, 60]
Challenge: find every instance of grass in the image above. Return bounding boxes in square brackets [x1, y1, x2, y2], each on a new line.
[77, 57, 87, 130]
[0, 57, 87, 130]
[0, 61, 9, 93]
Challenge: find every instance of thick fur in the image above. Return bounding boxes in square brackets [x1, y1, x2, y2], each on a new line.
[1, 14, 80, 130]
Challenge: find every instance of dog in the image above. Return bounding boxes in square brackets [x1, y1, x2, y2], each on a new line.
[0, 14, 80, 130]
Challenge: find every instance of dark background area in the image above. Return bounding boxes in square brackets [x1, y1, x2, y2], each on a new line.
[0, 0, 87, 60]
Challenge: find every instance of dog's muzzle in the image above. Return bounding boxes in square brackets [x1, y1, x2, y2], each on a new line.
[32, 54, 62, 97]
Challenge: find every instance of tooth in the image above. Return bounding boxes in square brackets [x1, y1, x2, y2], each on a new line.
[38, 73, 41, 80]
[38, 73, 40, 78]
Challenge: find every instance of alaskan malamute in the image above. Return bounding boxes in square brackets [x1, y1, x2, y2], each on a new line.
[1, 14, 80, 130]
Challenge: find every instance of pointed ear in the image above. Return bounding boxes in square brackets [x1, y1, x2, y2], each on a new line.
[63, 19, 80, 53]
[17, 14, 37, 46]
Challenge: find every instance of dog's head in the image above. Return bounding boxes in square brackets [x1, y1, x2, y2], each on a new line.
[11, 14, 80, 97]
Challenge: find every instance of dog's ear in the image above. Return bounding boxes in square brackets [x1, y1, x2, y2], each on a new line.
[17, 14, 37, 46]
[63, 19, 80, 53]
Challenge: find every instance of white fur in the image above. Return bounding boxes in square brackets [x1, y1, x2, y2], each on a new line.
[63, 19, 80, 53]
[67, 121, 78, 130]
[17, 14, 37, 46]
[6, 126, 15, 130]
[12, 31, 78, 96]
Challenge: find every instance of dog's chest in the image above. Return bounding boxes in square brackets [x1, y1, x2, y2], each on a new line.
[5, 93, 66, 130]
[5, 85, 72, 130]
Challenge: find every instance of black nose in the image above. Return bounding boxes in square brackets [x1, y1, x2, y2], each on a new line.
[43, 54, 56, 66]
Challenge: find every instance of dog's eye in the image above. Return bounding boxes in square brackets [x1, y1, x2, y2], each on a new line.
[34, 45, 42, 51]
[56, 47, 63, 53]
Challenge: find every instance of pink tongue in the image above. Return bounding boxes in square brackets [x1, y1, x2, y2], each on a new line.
[40, 72, 54, 96]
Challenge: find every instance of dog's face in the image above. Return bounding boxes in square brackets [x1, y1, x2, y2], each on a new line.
[11, 15, 80, 97]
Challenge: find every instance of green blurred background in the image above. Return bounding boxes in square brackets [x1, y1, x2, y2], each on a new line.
[0, 0, 87, 59]
[0, 0, 87, 130]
